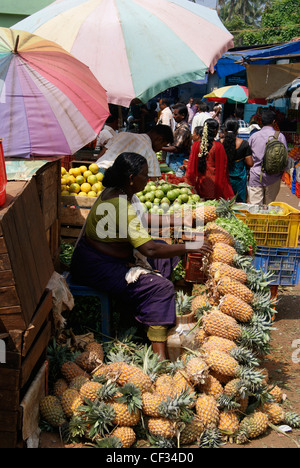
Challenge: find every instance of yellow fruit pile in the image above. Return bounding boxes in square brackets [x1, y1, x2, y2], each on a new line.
[61, 163, 104, 198]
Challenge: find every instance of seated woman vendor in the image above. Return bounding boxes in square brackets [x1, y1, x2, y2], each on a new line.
[70, 152, 211, 360]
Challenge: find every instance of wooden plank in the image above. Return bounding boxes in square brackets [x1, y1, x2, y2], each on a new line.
[0, 253, 11, 271]
[0, 410, 19, 432]
[21, 179, 54, 291]
[12, 185, 45, 307]
[2, 195, 37, 326]
[0, 388, 20, 411]
[61, 206, 91, 226]
[0, 237, 7, 254]
[20, 321, 51, 388]
[0, 307, 27, 332]
[0, 270, 15, 286]
[62, 195, 96, 208]
[0, 350, 21, 370]
[0, 368, 20, 390]
[61, 225, 82, 239]
[22, 290, 52, 357]
[0, 286, 20, 307]
[0, 431, 18, 448]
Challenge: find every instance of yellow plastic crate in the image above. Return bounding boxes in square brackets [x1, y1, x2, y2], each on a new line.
[236, 202, 300, 248]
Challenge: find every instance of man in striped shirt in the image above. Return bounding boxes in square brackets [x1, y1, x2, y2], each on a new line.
[96, 124, 173, 180]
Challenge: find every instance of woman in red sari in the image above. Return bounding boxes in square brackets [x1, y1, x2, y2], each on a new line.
[186, 119, 234, 200]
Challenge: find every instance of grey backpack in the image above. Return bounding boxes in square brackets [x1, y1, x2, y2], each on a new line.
[261, 131, 288, 181]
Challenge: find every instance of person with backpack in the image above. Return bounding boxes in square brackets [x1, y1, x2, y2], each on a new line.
[248, 109, 288, 205]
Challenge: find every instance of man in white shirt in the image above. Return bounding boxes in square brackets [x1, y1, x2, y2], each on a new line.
[157, 98, 175, 132]
[96, 124, 174, 179]
[191, 100, 211, 133]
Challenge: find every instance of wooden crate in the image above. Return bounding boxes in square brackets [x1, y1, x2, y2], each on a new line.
[0, 290, 52, 448]
[0, 179, 54, 331]
[61, 195, 96, 240]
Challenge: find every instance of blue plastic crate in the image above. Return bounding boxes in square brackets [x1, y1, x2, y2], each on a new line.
[253, 246, 300, 286]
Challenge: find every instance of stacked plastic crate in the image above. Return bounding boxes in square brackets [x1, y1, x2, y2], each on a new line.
[236, 203, 300, 292]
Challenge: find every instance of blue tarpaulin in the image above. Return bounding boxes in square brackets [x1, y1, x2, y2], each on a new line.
[215, 41, 300, 78]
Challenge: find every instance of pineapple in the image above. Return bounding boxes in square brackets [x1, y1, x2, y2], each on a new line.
[209, 262, 247, 284]
[69, 375, 90, 391]
[75, 351, 100, 373]
[111, 427, 136, 448]
[195, 395, 220, 428]
[76, 399, 115, 440]
[185, 357, 210, 385]
[142, 392, 164, 417]
[218, 410, 240, 435]
[155, 374, 174, 399]
[210, 243, 238, 265]
[194, 328, 208, 348]
[61, 389, 83, 418]
[173, 370, 195, 398]
[219, 294, 254, 323]
[217, 276, 254, 304]
[179, 416, 204, 445]
[205, 349, 239, 378]
[284, 411, 300, 428]
[116, 363, 152, 393]
[61, 361, 89, 383]
[261, 402, 285, 424]
[53, 378, 68, 399]
[202, 335, 237, 354]
[175, 291, 193, 316]
[85, 341, 104, 362]
[194, 198, 237, 225]
[147, 418, 177, 439]
[267, 385, 283, 403]
[111, 383, 142, 427]
[191, 293, 211, 315]
[198, 374, 223, 400]
[203, 310, 242, 342]
[235, 411, 269, 444]
[205, 224, 235, 246]
[80, 381, 102, 402]
[40, 395, 66, 427]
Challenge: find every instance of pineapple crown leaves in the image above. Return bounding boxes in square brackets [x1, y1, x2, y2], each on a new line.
[134, 344, 168, 380]
[199, 427, 225, 448]
[77, 399, 116, 439]
[67, 414, 89, 443]
[217, 394, 241, 412]
[96, 381, 119, 402]
[166, 358, 185, 376]
[175, 291, 194, 316]
[147, 434, 176, 449]
[230, 346, 260, 368]
[216, 196, 239, 220]
[284, 411, 300, 429]
[115, 383, 143, 413]
[158, 389, 196, 423]
[91, 436, 123, 449]
[237, 366, 266, 394]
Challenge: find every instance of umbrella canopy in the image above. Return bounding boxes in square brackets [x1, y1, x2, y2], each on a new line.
[266, 77, 300, 101]
[13, 0, 234, 107]
[204, 85, 267, 105]
[0, 27, 109, 158]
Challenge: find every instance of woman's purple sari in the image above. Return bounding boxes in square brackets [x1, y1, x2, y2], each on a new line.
[70, 237, 179, 327]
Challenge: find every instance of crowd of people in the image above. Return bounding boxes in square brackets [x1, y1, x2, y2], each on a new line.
[96, 98, 288, 205]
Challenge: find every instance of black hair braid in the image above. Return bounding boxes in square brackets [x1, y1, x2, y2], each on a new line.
[223, 119, 239, 168]
[197, 119, 219, 174]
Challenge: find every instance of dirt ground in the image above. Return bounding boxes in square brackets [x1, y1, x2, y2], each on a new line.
[39, 183, 300, 449]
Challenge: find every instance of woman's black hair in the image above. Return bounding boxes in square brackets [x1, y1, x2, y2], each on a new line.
[103, 152, 147, 188]
[198, 118, 219, 174]
[222, 119, 239, 168]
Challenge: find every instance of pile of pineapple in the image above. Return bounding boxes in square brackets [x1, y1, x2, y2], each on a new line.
[39, 199, 300, 448]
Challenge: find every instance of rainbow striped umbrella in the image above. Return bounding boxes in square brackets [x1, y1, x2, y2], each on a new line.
[0, 27, 109, 158]
[14, 0, 234, 107]
[204, 85, 267, 104]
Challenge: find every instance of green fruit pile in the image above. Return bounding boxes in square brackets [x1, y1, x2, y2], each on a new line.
[136, 181, 201, 214]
